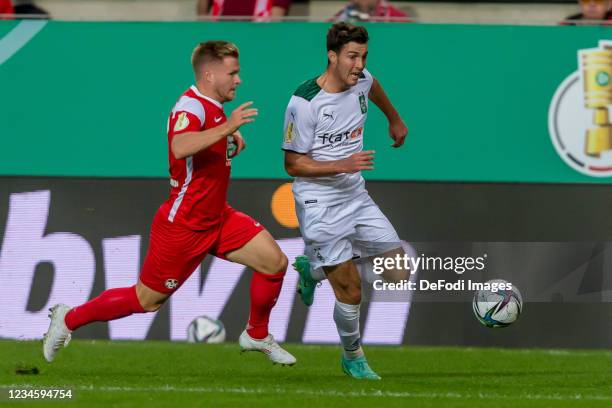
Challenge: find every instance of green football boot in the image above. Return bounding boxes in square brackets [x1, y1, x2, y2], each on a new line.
[292, 255, 317, 307]
[341, 355, 381, 380]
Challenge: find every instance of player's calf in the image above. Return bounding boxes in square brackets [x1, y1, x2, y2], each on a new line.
[43, 283, 167, 362]
[326, 261, 362, 305]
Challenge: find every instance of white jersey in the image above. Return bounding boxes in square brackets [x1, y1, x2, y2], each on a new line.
[282, 69, 374, 207]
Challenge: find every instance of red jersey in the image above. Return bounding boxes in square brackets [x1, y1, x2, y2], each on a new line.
[160, 86, 235, 231]
[210, 0, 291, 21]
[0, 0, 13, 18]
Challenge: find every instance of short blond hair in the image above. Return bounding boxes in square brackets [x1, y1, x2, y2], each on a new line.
[191, 41, 239, 77]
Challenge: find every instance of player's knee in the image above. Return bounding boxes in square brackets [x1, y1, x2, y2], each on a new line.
[139, 298, 167, 313]
[345, 286, 361, 305]
[336, 282, 361, 304]
[384, 267, 410, 283]
[278, 253, 289, 274]
[140, 302, 162, 313]
[261, 251, 288, 275]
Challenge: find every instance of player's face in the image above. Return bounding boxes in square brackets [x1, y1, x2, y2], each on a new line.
[210, 56, 241, 102]
[580, 0, 610, 19]
[331, 42, 368, 88]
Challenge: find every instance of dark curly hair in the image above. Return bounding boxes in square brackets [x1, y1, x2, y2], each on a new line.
[326, 22, 369, 54]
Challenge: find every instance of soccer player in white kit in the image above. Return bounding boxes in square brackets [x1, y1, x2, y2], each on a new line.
[282, 22, 409, 380]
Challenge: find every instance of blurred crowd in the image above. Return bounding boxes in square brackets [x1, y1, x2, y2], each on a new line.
[0, 0, 48, 18]
[0, 0, 611, 25]
[194, 0, 410, 22]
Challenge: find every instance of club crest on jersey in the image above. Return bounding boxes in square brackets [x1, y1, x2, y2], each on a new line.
[165, 279, 179, 290]
[174, 112, 190, 132]
[359, 93, 367, 114]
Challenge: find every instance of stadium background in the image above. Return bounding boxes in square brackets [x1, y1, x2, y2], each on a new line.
[1, 21, 611, 349]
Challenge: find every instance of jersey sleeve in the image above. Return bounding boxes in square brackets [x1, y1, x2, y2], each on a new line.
[282, 95, 315, 154]
[361, 68, 375, 94]
[169, 96, 205, 138]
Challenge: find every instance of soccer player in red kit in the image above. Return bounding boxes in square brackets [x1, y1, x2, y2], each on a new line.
[42, 41, 296, 366]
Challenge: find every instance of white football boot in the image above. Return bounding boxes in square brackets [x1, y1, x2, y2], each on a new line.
[239, 330, 297, 366]
[42, 304, 72, 362]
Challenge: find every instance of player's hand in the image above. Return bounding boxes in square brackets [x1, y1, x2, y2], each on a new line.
[226, 101, 258, 134]
[389, 118, 408, 148]
[339, 150, 375, 173]
[233, 130, 246, 156]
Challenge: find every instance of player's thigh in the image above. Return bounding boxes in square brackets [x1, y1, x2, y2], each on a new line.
[139, 210, 213, 295]
[324, 259, 362, 304]
[224, 229, 288, 275]
[375, 246, 410, 283]
[296, 204, 356, 270]
[216, 207, 286, 275]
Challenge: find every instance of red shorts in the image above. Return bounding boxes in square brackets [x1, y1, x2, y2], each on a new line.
[140, 205, 265, 294]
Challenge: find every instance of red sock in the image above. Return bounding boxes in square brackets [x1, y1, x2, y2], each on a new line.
[64, 285, 145, 331]
[247, 271, 284, 340]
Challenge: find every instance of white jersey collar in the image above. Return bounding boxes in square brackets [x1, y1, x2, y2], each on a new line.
[190, 85, 223, 109]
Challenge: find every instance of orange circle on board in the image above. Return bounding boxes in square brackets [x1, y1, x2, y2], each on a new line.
[271, 183, 299, 228]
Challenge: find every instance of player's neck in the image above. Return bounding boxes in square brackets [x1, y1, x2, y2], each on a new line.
[318, 71, 351, 93]
[194, 83, 225, 105]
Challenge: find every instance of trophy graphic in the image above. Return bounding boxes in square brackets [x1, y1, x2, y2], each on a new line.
[580, 48, 612, 157]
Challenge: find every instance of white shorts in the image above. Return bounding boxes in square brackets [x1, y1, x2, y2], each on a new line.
[296, 192, 402, 270]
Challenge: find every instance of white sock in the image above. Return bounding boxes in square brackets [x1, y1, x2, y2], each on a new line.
[333, 300, 364, 360]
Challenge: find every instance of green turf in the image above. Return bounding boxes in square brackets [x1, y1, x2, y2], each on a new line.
[0, 339, 611, 407]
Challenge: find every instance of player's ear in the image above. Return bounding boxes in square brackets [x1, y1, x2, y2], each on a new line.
[204, 69, 214, 84]
[327, 50, 337, 66]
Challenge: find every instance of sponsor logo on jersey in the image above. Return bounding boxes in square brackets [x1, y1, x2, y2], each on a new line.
[170, 178, 179, 188]
[350, 127, 363, 139]
[165, 279, 179, 290]
[359, 93, 367, 114]
[214, 116, 223, 123]
[284, 122, 294, 143]
[318, 127, 363, 147]
[549, 40, 612, 177]
[174, 112, 190, 132]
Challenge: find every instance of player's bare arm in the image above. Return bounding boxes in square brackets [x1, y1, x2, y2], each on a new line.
[368, 77, 408, 148]
[171, 101, 257, 159]
[284, 150, 375, 177]
[232, 130, 246, 155]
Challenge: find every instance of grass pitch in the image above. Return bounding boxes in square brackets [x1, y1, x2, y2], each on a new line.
[0, 339, 611, 407]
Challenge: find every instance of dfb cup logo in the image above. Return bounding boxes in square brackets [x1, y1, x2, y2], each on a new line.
[165, 279, 179, 290]
[549, 40, 612, 177]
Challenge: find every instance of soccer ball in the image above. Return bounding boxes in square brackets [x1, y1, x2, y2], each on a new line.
[472, 279, 523, 328]
[186, 316, 226, 343]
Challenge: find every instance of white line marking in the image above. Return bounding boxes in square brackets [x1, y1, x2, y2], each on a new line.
[0, 20, 48, 67]
[1, 384, 611, 401]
